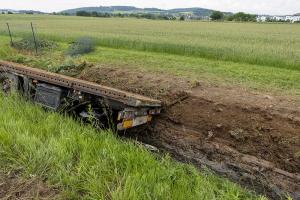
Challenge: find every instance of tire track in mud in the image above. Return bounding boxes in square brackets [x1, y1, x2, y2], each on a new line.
[130, 95, 300, 200]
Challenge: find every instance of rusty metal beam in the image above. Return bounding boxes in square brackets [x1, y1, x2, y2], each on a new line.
[0, 61, 161, 108]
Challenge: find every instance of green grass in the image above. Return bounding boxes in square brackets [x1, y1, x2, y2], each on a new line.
[0, 14, 300, 71]
[0, 94, 264, 199]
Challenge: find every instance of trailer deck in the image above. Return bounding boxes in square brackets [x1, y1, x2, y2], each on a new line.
[0, 61, 161, 130]
[0, 61, 161, 108]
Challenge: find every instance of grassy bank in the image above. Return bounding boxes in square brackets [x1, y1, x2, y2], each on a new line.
[0, 14, 300, 70]
[0, 94, 264, 199]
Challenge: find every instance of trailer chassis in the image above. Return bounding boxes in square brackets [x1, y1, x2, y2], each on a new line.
[0, 61, 161, 130]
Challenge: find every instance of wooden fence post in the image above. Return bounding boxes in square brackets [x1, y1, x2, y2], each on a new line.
[30, 22, 38, 54]
[6, 23, 13, 46]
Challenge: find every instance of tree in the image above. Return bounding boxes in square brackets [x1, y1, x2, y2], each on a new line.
[226, 15, 234, 21]
[76, 11, 91, 17]
[232, 12, 256, 22]
[91, 11, 98, 17]
[210, 11, 224, 21]
[179, 15, 185, 21]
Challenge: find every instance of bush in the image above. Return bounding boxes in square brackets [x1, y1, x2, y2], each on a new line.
[67, 37, 96, 56]
[13, 37, 57, 52]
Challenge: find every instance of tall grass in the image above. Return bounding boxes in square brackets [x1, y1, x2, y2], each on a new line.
[0, 94, 263, 199]
[0, 15, 299, 70]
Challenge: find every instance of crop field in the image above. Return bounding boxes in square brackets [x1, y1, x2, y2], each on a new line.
[0, 14, 299, 199]
[0, 15, 300, 70]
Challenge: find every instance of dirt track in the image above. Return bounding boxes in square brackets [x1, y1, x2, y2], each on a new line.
[79, 65, 300, 199]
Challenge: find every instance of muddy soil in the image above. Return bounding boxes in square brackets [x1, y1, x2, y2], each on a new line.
[0, 171, 59, 200]
[80, 66, 300, 199]
[79, 65, 193, 105]
[145, 95, 300, 199]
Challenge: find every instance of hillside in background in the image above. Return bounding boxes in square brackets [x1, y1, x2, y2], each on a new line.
[61, 6, 216, 17]
[0, 9, 45, 14]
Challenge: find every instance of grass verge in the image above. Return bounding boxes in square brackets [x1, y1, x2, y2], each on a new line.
[0, 94, 264, 199]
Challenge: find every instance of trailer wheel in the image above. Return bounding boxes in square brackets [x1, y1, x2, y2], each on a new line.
[0, 72, 19, 93]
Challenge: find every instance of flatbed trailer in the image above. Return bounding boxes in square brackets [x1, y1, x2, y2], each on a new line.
[0, 61, 161, 130]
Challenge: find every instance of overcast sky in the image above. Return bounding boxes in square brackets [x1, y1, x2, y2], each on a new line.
[1, 0, 299, 15]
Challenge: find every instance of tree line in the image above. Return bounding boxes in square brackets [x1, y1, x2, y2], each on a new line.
[74, 11, 177, 20]
[210, 11, 257, 22]
[67, 10, 258, 22]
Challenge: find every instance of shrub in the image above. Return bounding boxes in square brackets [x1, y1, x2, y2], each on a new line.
[67, 37, 96, 56]
[13, 37, 57, 52]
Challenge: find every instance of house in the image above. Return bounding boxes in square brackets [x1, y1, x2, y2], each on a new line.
[284, 15, 300, 22]
[257, 15, 300, 23]
[291, 15, 300, 22]
[273, 16, 286, 21]
[256, 15, 267, 22]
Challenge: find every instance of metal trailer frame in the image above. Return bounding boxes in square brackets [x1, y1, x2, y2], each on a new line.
[0, 61, 161, 130]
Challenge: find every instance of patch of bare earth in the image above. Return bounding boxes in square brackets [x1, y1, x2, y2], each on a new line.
[80, 65, 300, 200]
[79, 65, 192, 105]
[0, 171, 59, 200]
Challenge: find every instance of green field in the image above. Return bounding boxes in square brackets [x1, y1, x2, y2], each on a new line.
[0, 14, 299, 96]
[1, 15, 300, 70]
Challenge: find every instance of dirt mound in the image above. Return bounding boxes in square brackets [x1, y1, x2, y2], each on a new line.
[0, 171, 59, 199]
[138, 91, 300, 199]
[79, 66, 300, 199]
[166, 95, 300, 173]
[79, 65, 193, 105]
